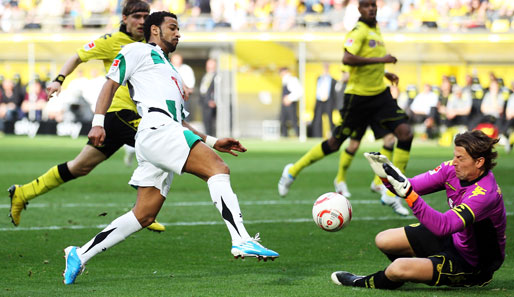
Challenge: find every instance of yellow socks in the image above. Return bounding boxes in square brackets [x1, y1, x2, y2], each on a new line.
[335, 149, 355, 183]
[289, 143, 325, 178]
[392, 147, 410, 174]
[17, 166, 64, 201]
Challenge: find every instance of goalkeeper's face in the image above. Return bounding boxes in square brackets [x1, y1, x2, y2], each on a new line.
[125, 12, 149, 40]
[453, 146, 484, 182]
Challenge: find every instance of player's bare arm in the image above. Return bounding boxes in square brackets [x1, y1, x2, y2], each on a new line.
[385, 72, 399, 86]
[88, 78, 121, 146]
[342, 50, 397, 66]
[182, 121, 247, 156]
[46, 53, 84, 98]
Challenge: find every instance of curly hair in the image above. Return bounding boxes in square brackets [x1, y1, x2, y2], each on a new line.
[143, 11, 177, 42]
[454, 130, 499, 172]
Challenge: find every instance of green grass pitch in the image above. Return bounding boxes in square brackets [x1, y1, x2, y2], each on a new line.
[0, 135, 512, 296]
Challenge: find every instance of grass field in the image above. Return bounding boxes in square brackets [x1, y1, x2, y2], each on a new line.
[0, 135, 513, 297]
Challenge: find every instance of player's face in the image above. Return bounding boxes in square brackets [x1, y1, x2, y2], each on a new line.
[158, 17, 181, 54]
[124, 12, 149, 40]
[358, 0, 377, 22]
[452, 146, 484, 181]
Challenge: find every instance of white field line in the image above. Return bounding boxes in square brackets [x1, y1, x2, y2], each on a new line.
[2, 212, 513, 232]
[0, 199, 380, 209]
[0, 215, 410, 231]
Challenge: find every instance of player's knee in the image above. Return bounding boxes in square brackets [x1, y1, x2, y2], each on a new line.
[347, 140, 360, 153]
[324, 138, 342, 153]
[386, 259, 412, 281]
[395, 125, 414, 143]
[375, 230, 395, 252]
[211, 159, 230, 175]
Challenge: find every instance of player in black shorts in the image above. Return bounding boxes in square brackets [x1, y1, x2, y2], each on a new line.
[278, 0, 413, 216]
[334, 120, 395, 197]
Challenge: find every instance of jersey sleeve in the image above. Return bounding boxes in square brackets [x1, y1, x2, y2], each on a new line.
[409, 161, 451, 196]
[343, 24, 364, 55]
[106, 45, 142, 86]
[76, 33, 113, 62]
[410, 196, 465, 237]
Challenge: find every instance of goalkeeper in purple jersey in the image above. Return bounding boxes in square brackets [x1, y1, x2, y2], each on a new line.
[332, 130, 506, 289]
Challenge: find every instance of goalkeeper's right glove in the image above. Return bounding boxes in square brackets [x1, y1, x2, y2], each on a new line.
[364, 152, 393, 178]
[383, 163, 419, 207]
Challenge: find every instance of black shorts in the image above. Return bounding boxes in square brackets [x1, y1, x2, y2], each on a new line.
[405, 223, 493, 287]
[87, 109, 140, 158]
[333, 88, 408, 141]
[350, 121, 390, 141]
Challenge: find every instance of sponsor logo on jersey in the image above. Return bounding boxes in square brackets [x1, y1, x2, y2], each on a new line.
[109, 59, 120, 72]
[84, 41, 96, 51]
[469, 184, 487, 198]
[345, 38, 354, 46]
[429, 165, 442, 175]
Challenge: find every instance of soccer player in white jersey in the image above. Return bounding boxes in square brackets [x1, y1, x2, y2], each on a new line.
[63, 11, 279, 285]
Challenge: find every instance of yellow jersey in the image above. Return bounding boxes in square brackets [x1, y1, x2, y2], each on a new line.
[77, 31, 142, 113]
[343, 21, 387, 96]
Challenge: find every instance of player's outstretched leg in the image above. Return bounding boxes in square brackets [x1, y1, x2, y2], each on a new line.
[63, 210, 143, 283]
[207, 174, 279, 260]
[8, 163, 73, 226]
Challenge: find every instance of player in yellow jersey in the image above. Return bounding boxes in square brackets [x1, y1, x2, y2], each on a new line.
[278, 0, 413, 216]
[7, 0, 164, 232]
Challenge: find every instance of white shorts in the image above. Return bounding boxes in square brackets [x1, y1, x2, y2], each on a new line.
[128, 122, 202, 197]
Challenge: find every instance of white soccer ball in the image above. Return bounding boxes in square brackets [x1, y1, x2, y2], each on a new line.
[312, 192, 352, 232]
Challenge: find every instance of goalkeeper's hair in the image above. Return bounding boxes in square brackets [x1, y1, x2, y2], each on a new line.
[122, 0, 150, 16]
[454, 130, 499, 172]
[143, 11, 177, 42]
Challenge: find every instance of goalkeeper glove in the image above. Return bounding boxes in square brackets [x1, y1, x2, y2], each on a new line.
[364, 152, 393, 178]
[383, 163, 419, 207]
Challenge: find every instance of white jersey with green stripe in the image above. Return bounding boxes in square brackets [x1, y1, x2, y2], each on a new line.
[106, 42, 188, 131]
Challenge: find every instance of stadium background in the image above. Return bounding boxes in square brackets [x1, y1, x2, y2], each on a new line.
[1, 1, 514, 295]
[1, 0, 513, 140]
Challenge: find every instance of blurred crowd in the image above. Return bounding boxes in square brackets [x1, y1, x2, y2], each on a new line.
[0, 70, 103, 136]
[0, 0, 513, 33]
[2, 67, 514, 152]
[397, 72, 514, 151]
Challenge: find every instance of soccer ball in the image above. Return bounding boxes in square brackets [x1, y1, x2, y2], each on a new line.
[312, 192, 352, 232]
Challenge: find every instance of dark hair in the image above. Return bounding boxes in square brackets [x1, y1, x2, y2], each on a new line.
[143, 11, 177, 42]
[122, 0, 150, 16]
[454, 130, 499, 172]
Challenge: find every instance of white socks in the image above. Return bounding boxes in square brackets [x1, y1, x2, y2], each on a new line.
[207, 174, 251, 245]
[76, 211, 142, 264]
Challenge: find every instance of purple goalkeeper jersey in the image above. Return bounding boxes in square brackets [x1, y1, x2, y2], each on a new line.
[407, 160, 506, 269]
